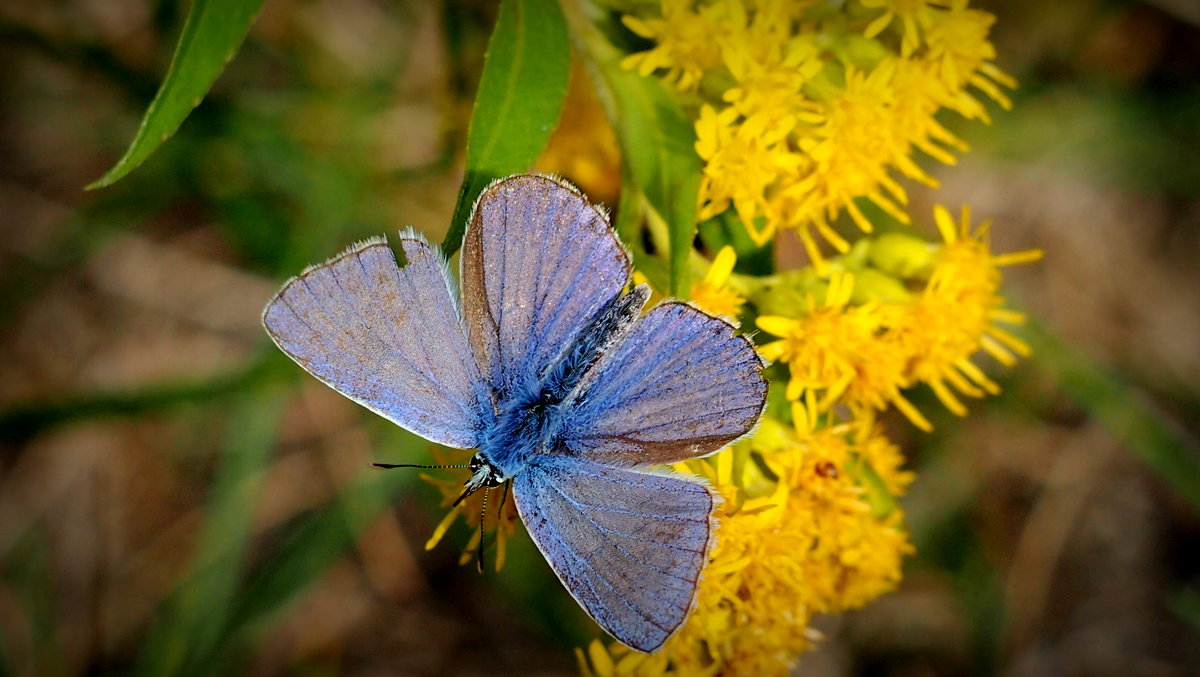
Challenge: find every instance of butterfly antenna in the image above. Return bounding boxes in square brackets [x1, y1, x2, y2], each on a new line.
[371, 462, 470, 470]
[477, 486, 490, 573]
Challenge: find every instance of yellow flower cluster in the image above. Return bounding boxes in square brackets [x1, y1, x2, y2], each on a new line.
[757, 205, 1042, 430]
[578, 418, 913, 677]
[622, 0, 1015, 262]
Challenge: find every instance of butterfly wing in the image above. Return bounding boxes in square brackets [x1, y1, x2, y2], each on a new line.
[513, 455, 714, 652]
[557, 302, 767, 467]
[460, 174, 631, 398]
[262, 233, 488, 448]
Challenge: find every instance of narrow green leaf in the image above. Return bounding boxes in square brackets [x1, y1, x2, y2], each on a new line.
[134, 390, 283, 677]
[442, 0, 571, 256]
[87, 0, 264, 189]
[565, 2, 702, 296]
[1027, 321, 1200, 511]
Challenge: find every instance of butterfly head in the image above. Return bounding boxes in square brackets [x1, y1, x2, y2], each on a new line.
[464, 453, 507, 495]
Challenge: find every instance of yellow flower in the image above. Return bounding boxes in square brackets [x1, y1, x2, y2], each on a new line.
[854, 420, 916, 497]
[861, 0, 936, 57]
[632, 245, 745, 318]
[883, 204, 1042, 417]
[689, 245, 746, 318]
[780, 62, 919, 262]
[578, 418, 913, 677]
[421, 448, 520, 571]
[695, 105, 802, 243]
[756, 272, 930, 430]
[886, 55, 970, 167]
[921, 4, 1017, 120]
[721, 21, 822, 129]
[621, 0, 738, 91]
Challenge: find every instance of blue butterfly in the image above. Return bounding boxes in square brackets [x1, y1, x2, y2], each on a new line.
[262, 174, 767, 652]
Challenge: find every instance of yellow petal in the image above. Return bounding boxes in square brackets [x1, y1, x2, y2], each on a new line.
[758, 341, 787, 362]
[704, 245, 738, 286]
[890, 390, 932, 431]
[933, 205, 957, 244]
[864, 10, 893, 38]
[588, 639, 615, 677]
[756, 315, 795, 337]
[425, 507, 460, 550]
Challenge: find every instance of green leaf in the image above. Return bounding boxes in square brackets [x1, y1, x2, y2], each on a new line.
[87, 0, 264, 189]
[565, 3, 702, 296]
[442, 0, 571, 256]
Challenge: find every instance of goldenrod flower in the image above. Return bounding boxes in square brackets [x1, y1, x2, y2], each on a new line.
[921, 4, 1016, 120]
[756, 272, 930, 430]
[631, 246, 746, 318]
[781, 62, 920, 260]
[884, 205, 1042, 417]
[558, 3, 1035, 674]
[854, 420, 917, 498]
[862, 0, 933, 56]
[620, 0, 737, 91]
[695, 104, 801, 244]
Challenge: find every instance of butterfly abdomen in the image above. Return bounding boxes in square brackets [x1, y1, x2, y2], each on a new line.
[540, 285, 650, 402]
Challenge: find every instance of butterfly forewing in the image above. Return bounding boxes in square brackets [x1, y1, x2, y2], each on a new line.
[558, 302, 767, 467]
[513, 456, 714, 653]
[262, 235, 488, 448]
[461, 174, 632, 399]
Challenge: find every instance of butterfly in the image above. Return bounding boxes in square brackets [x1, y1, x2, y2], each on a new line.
[262, 174, 767, 652]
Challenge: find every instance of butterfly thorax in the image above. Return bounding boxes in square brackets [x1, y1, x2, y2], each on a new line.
[474, 285, 651, 481]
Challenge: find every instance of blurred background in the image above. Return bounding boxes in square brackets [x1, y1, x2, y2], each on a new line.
[1, 0, 1199, 675]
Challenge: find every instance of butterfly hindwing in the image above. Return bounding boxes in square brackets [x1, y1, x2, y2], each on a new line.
[262, 234, 488, 448]
[512, 455, 714, 653]
[558, 302, 767, 467]
[460, 174, 631, 399]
